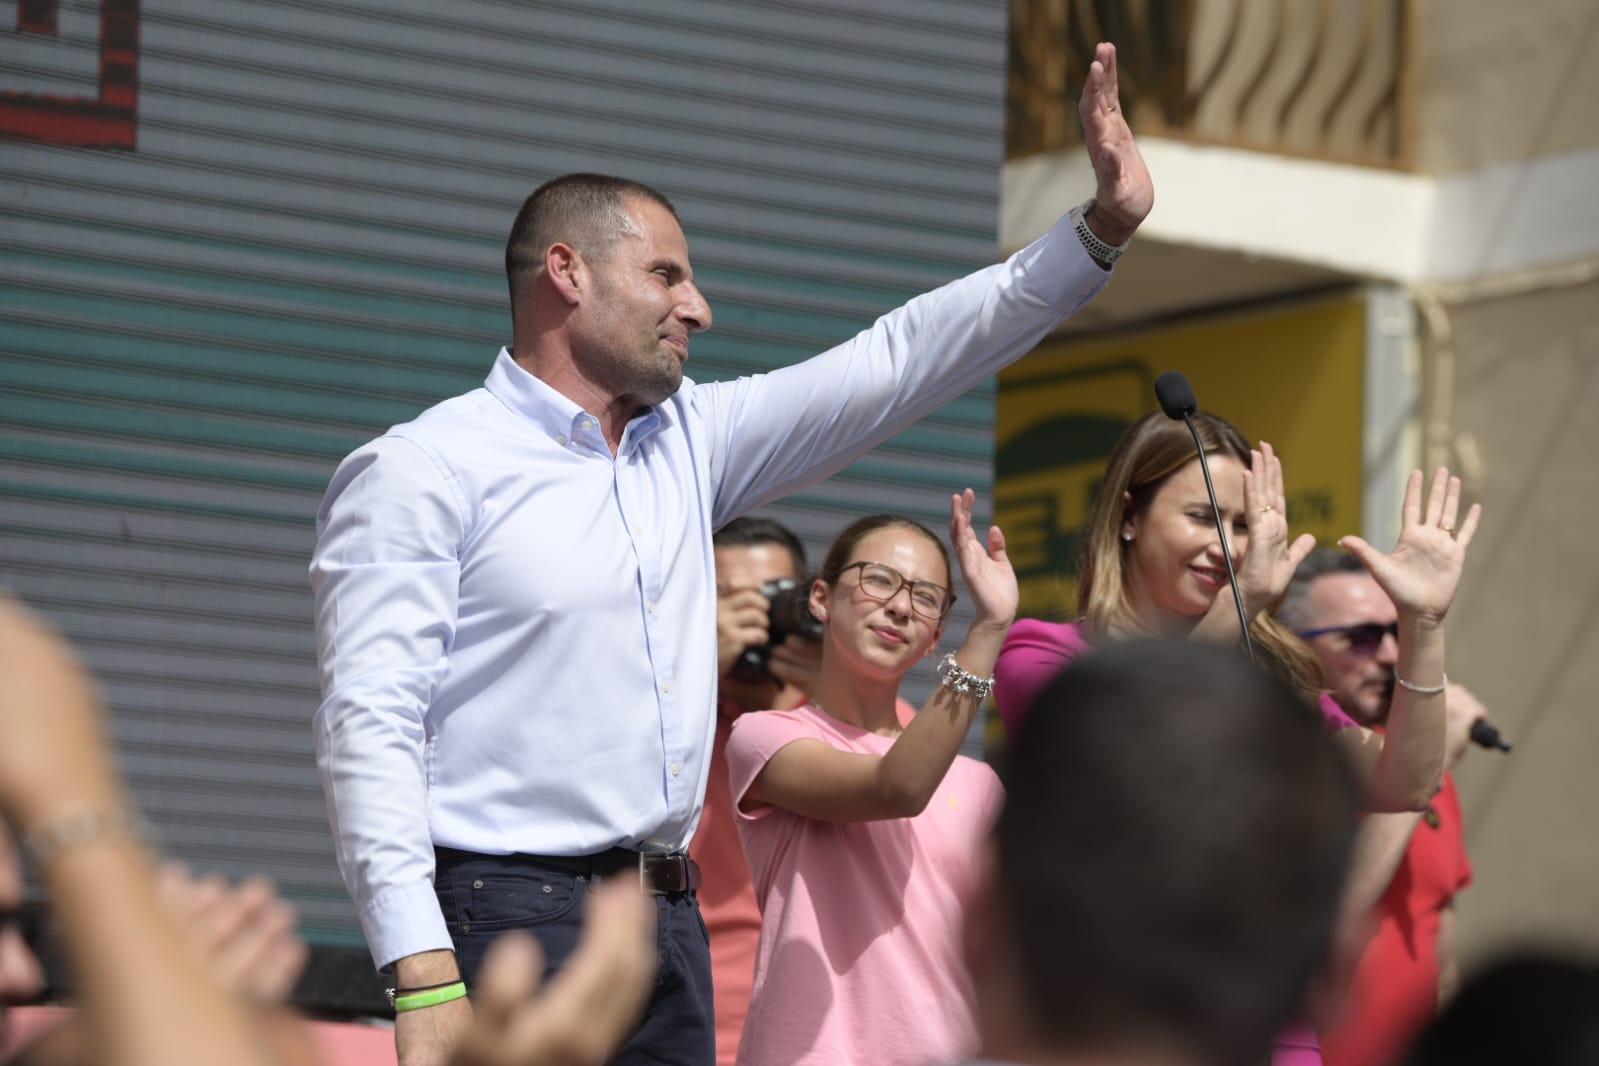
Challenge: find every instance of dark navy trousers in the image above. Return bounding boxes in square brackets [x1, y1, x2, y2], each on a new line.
[434, 846, 715, 1065]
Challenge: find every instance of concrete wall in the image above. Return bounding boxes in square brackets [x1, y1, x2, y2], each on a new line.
[1440, 275, 1599, 967]
[1418, 4, 1599, 964]
[1416, 0, 1599, 174]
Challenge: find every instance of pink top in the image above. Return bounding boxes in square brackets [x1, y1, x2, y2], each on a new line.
[690, 699, 918, 1066]
[994, 618, 1358, 740]
[726, 703, 1005, 1066]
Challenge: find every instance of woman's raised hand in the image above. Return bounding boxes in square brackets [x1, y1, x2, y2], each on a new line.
[949, 488, 1017, 628]
[1234, 442, 1316, 616]
[1340, 468, 1481, 624]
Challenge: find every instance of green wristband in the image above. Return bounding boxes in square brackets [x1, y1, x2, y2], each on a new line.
[393, 980, 467, 1013]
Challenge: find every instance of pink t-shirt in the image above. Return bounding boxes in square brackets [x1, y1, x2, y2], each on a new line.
[994, 618, 1358, 740]
[691, 699, 918, 1066]
[726, 703, 1004, 1066]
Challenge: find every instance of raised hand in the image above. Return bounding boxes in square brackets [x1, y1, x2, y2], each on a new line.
[1233, 442, 1316, 616]
[949, 489, 1017, 628]
[158, 867, 308, 1005]
[1340, 468, 1481, 624]
[1078, 42, 1155, 244]
[450, 880, 656, 1066]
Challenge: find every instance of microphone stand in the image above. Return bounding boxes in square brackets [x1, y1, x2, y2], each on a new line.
[1181, 412, 1257, 666]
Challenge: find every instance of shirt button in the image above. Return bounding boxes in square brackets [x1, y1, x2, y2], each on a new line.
[647, 601, 658, 615]
[670, 763, 682, 777]
[661, 681, 673, 694]
[581, 419, 595, 430]
[555, 434, 567, 446]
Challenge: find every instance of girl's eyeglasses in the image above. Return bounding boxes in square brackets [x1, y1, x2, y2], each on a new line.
[837, 561, 954, 620]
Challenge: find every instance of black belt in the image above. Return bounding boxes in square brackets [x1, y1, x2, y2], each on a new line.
[437, 845, 701, 896]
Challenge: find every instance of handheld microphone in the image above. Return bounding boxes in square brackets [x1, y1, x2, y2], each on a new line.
[1153, 371, 1256, 665]
[1469, 718, 1513, 753]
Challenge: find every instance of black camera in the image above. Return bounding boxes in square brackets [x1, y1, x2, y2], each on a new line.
[729, 578, 824, 683]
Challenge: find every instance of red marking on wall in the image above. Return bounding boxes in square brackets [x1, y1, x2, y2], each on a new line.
[2, 0, 141, 149]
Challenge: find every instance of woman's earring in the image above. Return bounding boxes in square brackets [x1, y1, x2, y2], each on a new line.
[1121, 532, 1133, 543]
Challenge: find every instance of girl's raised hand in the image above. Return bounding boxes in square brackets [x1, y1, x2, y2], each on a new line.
[1234, 441, 1316, 616]
[949, 489, 1017, 627]
[1340, 468, 1481, 624]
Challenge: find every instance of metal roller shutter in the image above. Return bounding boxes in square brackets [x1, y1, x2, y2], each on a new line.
[2, 0, 1008, 953]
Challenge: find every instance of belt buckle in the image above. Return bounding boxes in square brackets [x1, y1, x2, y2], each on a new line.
[638, 851, 671, 895]
[637, 851, 689, 895]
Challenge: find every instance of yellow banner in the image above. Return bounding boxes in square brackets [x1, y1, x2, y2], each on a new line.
[996, 294, 1367, 620]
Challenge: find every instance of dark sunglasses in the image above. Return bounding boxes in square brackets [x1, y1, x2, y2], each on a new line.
[1297, 621, 1398, 653]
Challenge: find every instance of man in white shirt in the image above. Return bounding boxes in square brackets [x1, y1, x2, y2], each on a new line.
[311, 42, 1152, 1066]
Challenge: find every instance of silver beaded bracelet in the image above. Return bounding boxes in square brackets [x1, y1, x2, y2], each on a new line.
[1395, 671, 1448, 696]
[23, 808, 145, 866]
[937, 652, 995, 702]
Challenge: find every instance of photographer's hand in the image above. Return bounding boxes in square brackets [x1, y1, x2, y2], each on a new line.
[767, 636, 823, 702]
[716, 587, 771, 678]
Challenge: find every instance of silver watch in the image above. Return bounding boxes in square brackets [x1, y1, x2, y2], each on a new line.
[1069, 198, 1130, 266]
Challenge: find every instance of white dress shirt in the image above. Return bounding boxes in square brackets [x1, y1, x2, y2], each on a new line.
[310, 213, 1108, 970]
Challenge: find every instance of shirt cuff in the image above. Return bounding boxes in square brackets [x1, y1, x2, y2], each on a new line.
[1014, 210, 1115, 312]
[361, 879, 454, 974]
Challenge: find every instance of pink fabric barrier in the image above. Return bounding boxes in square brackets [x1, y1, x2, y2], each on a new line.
[2, 1005, 397, 1065]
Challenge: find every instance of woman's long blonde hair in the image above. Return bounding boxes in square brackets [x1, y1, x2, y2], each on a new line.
[1076, 411, 1323, 701]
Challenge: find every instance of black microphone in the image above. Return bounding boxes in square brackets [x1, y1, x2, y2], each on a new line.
[1470, 718, 1513, 753]
[1153, 371, 1256, 665]
[1154, 372, 1197, 420]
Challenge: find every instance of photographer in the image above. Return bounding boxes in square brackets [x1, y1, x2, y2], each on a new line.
[694, 517, 821, 1066]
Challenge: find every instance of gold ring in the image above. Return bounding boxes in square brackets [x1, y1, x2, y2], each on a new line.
[1258, 505, 1276, 514]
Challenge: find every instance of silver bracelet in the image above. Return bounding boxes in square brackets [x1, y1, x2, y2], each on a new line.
[937, 653, 995, 702]
[1069, 198, 1131, 266]
[1395, 672, 1447, 696]
[23, 808, 145, 865]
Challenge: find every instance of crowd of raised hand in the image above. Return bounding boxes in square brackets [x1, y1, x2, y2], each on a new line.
[0, 599, 657, 1066]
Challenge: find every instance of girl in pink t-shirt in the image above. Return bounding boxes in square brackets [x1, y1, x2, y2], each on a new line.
[992, 411, 1481, 1066]
[726, 491, 1013, 1066]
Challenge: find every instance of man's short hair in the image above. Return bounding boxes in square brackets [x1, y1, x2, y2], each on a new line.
[713, 516, 807, 578]
[504, 173, 679, 303]
[996, 640, 1359, 1066]
[1277, 547, 1367, 631]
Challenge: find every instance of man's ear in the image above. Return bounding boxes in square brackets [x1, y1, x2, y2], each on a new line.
[545, 242, 584, 306]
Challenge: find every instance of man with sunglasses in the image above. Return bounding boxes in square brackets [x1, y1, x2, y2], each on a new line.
[1279, 549, 1484, 1066]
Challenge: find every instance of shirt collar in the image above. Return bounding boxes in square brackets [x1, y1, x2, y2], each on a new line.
[483, 347, 667, 454]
